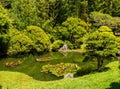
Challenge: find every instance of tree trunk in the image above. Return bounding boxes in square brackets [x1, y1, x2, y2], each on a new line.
[97, 56, 103, 71]
[97, 58, 101, 71]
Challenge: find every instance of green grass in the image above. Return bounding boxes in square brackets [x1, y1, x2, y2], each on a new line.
[0, 61, 119, 89]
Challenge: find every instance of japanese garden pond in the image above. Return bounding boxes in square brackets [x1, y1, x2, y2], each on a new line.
[0, 52, 115, 81]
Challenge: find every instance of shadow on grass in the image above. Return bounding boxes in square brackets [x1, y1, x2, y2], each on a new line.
[106, 82, 120, 89]
[101, 67, 110, 72]
[76, 67, 110, 77]
[0, 85, 2, 89]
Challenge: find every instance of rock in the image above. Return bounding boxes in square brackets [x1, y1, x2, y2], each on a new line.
[64, 73, 74, 78]
[59, 44, 68, 52]
[118, 57, 120, 63]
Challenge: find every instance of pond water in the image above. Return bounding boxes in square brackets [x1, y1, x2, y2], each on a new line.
[0, 52, 115, 81]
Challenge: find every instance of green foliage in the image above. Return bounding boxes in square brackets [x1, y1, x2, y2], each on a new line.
[10, 0, 39, 29]
[90, 12, 120, 33]
[0, 4, 13, 33]
[7, 29, 34, 55]
[88, 0, 120, 16]
[98, 26, 112, 32]
[58, 17, 87, 48]
[90, 12, 114, 28]
[86, 26, 118, 56]
[50, 40, 64, 51]
[116, 37, 120, 50]
[0, 4, 13, 56]
[85, 26, 118, 70]
[64, 40, 73, 49]
[111, 0, 120, 16]
[0, 0, 12, 9]
[88, 0, 111, 14]
[1, 0, 120, 56]
[113, 17, 120, 33]
[0, 34, 9, 56]
[41, 63, 80, 77]
[24, 25, 50, 52]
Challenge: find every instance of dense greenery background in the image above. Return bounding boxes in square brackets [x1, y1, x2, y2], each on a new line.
[0, 0, 120, 70]
[0, 1, 120, 88]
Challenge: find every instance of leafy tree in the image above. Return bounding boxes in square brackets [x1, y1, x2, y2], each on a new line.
[37, 0, 89, 25]
[24, 25, 51, 52]
[79, 0, 88, 21]
[0, 4, 13, 56]
[56, 0, 89, 22]
[88, 0, 120, 16]
[88, 0, 108, 13]
[7, 29, 34, 55]
[111, 0, 120, 16]
[116, 37, 120, 50]
[0, 4, 13, 34]
[113, 17, 120, 35]
[58, 17, 88, 48]
[89, 12, 113, 28]
[10, 0, 39, 29]
[85, 26, 118, 71]
[89, 12, 120, 34]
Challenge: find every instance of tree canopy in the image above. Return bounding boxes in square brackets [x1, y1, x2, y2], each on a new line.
[85, 26, 118, 71]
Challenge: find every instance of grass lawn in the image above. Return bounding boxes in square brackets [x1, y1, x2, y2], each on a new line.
[0, 61, 120, 89]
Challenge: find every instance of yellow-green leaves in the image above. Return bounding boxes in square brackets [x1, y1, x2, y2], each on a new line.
[41, 63, 80, 77]
[7, 29, 34, 55]
[24, 25, 50, 52]
[59, 17, 88, 48]
[86, 26, 118, 57]
[0, 4, 13, 33]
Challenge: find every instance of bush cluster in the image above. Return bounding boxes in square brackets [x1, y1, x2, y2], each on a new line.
[41, 63, 80, 77]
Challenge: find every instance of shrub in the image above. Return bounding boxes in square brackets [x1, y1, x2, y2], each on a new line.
[64, 40, 73, 49]
[98, 26, 112, 32]
[41, 63, 80, 77]
[24, 25, 51, 52]
[7, 29, 34, 55]
[116, 37, 120, 50]
[50, 40, 73, 51]
[50, 40, 64, 51]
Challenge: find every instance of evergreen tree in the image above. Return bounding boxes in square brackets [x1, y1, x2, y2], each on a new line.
[85, 26, 118, 71]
